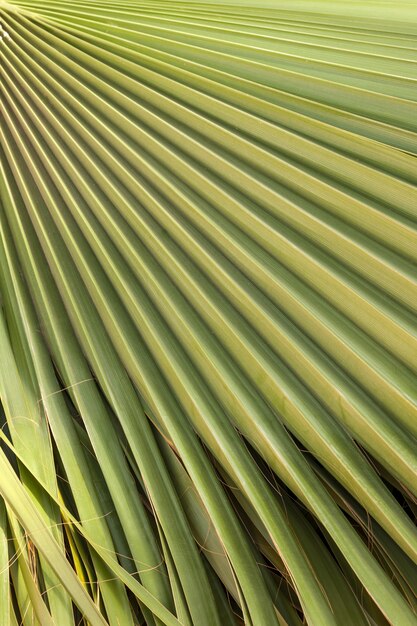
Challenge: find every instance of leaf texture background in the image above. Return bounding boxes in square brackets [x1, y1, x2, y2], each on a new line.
[1, 1, 417, 625]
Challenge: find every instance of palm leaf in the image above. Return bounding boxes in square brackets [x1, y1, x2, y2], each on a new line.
[1, 1, 417, 625]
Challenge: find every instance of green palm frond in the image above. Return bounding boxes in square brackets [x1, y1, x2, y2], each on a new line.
[1, 1, 417, 625]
